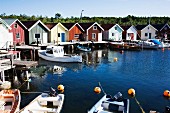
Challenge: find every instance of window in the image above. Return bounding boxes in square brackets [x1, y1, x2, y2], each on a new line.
[115, 27, 117, 30]
[35, 34, 40, 38]
[93, 26, 97, 30]
[74, 34, 79, 38]
[112, 33, 114, 36]
[58, 33, 60, 37]
[92, 33, 96, 39]
[14, 24, 18, 28]
[145, 33, 148, 37]
[16, 33, 20, 39]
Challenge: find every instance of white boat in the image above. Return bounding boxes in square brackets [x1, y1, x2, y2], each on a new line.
[88, 92, 129, 113]
[20, 88, 64, 113]
[0, 89, 21, 113]
[77, 45, 91, 52]
[139, 40, 159, 50]
[38, 45, 82, 62]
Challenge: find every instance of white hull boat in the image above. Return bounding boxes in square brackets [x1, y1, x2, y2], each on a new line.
[38, 45, 82, 63]
[88, 92, 129, 113]
[20, 89, 64, 113]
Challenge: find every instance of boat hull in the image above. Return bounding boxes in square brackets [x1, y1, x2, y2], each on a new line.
[38, 50, 82, 63]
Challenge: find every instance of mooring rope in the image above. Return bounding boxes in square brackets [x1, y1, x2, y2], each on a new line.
[134, 96, 145, 113]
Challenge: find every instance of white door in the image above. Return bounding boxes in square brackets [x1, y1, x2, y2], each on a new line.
[43, 33, 48, 44]
[98, 33, 102, 41]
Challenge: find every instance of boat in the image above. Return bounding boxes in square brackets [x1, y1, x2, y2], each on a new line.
[38, 45, 82, 62]
[77, 45, 91, 52]
[88, 92, 129, 113]
[0, 89, 21, 113]
[20, 87, 64, 113]
[139, 40, 159, 50]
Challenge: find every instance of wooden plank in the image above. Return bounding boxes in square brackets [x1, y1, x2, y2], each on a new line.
[0, 59, 10, 64]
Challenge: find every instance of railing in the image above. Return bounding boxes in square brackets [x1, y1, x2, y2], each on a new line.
[0, 41, 16, 51]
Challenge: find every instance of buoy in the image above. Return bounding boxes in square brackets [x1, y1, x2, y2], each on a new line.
[114, 57, 118, 62]
[162, 48, 165, 51]
[163, 90, 170, 97]
[94, 87, 101, 94]
[128, 88, 135, 96]
[57, 84, 64, 91]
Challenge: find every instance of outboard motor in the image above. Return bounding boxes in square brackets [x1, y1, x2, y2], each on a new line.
[165, 106, 170, 113]
[49, 87, 56, 97]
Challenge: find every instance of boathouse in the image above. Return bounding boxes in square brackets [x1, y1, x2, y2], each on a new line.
[3, 19, 27, 45]
[45, 23, 68, 43]
[0, 18, 13, 49]
[121, 25, 137, 41]
[22, 20, 50, 45]
[101, 24, 124, 41]
[79, 22, 104, 41]
[62, 23, 84, 42]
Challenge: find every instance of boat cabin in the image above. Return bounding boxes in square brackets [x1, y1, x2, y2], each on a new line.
[45, 46, 64, 57]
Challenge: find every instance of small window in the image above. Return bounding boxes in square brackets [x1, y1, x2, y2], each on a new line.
[74, 34, 79, 38]
[16, 33, 20, 39]
[115, 27, 117, 30]
[35, 34, 40, 38]
[112, 33, 114, 36]
[145, 33, 148, 37]
[14, 24, 18, 28]
[58, 33, 60, 37]
[92, 33, 96, 39]
[93, 26, 97, 30]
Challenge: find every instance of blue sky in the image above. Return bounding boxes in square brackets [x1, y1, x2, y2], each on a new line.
[1, 0, 170, 18]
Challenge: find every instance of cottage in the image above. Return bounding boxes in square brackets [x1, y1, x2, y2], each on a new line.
[45, 23, 68, 43]
[62, 23, 84, 42]
[122, 25, 137, 41]
[3, 19, 27, 45]
[152, 23, 170, 40]
[101, 24, 123, 41]
[0, 18, 13, 49]
[79, 22, 104, 41]
[22, 20, 50, 45]
[136, 24, 158, 41]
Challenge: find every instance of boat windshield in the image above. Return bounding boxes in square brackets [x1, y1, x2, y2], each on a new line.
[46, 48, 53, 54]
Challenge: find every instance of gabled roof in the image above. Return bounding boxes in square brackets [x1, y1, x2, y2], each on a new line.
[79, 22, 104, 31]
[0, 18, 11, 30]
[45, 23, 58, 30]
[121, 25, 137, 31]
[136, 25, 147, 30]
[22, 20, 50, 31]
[152, 23, 170, 31]
[101, 24, 115, 30]
[101, 24, 124, 31]
[62, 23, 84, 31]
[45, 23, 68, 31]
[3, 18, 27, 29]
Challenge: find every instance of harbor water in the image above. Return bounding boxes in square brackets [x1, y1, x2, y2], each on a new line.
[16, 49, 170, 113]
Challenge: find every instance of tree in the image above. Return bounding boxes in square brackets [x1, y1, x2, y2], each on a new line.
[55, 13, 61, 19]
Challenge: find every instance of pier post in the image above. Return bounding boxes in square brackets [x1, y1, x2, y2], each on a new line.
[2, 71, 5, 82]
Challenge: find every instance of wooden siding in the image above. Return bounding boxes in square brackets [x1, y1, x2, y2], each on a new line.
[28, 23, 49, 44]
[69, 25, 83, 41]
[87, 25, 102, 41]
[9, 21, 25, 44]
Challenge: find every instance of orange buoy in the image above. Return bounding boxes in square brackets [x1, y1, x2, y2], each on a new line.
[114, 58, 118, 62]
[163, 90, 170, 97]
[128, 88, 135, 96]
[58, 84, 64, 91]
[162, 48, 165, 51]
[94, 87, 101, 94]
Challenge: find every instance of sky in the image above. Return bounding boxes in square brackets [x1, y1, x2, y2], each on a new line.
[1, 0, 170, 18]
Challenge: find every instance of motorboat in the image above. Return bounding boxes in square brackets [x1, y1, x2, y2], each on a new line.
[88, 92, 129, 113]
[77, 45, 91, 52]
[0, 89, 21, 113]
[38, 45, 82, 62]
[20, 87, 64, 113]
[139, 40, 159, 50]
